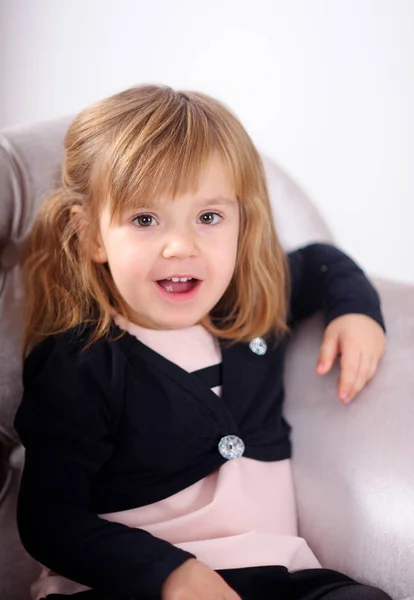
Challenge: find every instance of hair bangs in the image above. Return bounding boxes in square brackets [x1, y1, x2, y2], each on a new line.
[93, 95, 242, 221]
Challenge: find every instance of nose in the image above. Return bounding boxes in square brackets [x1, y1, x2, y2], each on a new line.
[161, 225, 198, 259]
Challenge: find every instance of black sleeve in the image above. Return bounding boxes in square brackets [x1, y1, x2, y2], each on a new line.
[287, 243, 386, 331]
[14, 332, 195, 599]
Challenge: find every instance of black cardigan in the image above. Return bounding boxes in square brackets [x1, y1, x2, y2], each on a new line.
[14, 243, 385, 599]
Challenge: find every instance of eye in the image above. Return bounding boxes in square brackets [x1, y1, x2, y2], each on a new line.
[198, 212, 223, 225]
[132, 214, 157, 227]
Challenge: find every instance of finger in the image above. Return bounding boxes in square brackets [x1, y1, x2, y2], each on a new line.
[366, 356, 380, 385]
[367, 355, 378, 378]
[349, 355, 376, 401]
[365, 356, 378, 382]
[338, 351, 362, 402]
[316, 333, 339, 374]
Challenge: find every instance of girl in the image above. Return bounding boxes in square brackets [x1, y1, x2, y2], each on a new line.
[15, 85, 390, 600]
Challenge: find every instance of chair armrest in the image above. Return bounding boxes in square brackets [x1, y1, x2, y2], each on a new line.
[284, 278, 414, 600]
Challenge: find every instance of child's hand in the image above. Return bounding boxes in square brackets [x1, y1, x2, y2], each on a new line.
[315, 314, 386, 403]
[161, 558, 241, 600]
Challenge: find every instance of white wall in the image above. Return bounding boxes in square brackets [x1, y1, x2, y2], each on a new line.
[1, 0, 413, 284]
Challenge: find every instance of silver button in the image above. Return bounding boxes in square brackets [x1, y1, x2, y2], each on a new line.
[218, 435, 245, 460]
[249, 337, 267, 355]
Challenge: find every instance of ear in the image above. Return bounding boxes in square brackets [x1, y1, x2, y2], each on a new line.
[70, 205, 108, 264]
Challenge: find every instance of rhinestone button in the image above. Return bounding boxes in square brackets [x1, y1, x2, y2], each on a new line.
[249, 337, 267, 355]
[218, 435, 245, 460]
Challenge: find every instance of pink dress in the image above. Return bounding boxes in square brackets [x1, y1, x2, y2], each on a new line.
[32, 320, 320, 599]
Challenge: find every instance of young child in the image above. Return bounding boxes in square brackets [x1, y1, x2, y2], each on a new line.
[14, 85, 390, 600]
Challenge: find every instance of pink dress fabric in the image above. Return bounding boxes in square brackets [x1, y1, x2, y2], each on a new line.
[32, 320, 321, 599]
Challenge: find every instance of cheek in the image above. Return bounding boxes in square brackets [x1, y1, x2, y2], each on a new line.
[105, 235, 149, 280]
[208, 231, 238, 280]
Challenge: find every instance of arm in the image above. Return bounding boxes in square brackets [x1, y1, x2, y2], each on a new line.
[14, 333, 195, 599]
[287, 243, 386, 402]
[287, 242, 385, 331]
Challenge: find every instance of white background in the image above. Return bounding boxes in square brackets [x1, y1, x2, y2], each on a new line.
[1, 0, 413, 284]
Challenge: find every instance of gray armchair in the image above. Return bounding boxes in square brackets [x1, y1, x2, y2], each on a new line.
[1, 118, 413, 600]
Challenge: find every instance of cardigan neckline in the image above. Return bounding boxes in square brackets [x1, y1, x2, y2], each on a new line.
[111, 322, 242, 435]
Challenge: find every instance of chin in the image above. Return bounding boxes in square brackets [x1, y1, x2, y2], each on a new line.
[160, 315, 201, 330]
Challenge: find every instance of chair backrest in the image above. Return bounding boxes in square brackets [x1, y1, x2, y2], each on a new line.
[0, 116, 333, 600]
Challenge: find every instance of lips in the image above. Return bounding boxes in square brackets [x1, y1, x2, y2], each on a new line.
[157, 279, 199, 293]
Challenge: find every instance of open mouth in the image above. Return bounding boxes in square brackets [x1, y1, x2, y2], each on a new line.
[156, 278, 200, 294]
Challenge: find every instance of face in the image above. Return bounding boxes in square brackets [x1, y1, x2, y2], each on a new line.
[93, 155, 240, 329]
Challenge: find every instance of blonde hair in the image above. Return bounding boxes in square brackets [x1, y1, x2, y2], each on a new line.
[21, 84, 290, 356]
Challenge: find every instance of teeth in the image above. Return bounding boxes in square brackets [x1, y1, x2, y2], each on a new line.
[167, 277, 193, 282]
